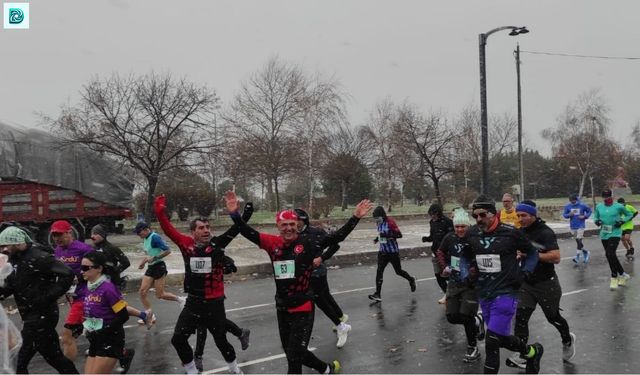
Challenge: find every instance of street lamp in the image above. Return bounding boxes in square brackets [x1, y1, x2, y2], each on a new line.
[478, 26, 529, 196]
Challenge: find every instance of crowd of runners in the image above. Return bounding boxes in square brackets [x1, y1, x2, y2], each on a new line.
[0, 188, 637, 374]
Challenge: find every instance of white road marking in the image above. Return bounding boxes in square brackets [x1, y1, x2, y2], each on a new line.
[202, 347, 317, 374]
[563, 289, 588, 296]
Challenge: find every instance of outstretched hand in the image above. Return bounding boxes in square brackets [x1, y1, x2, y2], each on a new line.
[225, 191, 239, 213]
[353, 199, 374, 218]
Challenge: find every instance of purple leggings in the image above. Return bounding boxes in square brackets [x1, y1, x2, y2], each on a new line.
[479, 294, 518, 336]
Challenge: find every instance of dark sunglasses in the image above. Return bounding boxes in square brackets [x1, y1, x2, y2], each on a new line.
[471, 212, 489, 219]
[80, 265, 99, 272]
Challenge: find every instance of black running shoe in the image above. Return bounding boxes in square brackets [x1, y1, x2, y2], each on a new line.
[118, 348, 135, 374]
[525, 343, 544, 374]
[239, 328, 251, 350]
[409, 277, 417, 292]
[368, 293, 382, 302]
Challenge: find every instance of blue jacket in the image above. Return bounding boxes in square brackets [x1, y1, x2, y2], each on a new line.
[562, 200, 592, 230]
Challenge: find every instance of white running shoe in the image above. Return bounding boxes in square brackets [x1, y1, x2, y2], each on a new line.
[505, 352, 526, 369]
[336, 323, 351, 348]
[177, 296, 187, 309]
[562, 332, 576, 362]
[618, 273, 631, 287]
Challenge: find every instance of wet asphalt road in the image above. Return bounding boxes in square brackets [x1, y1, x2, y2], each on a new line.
[9, 235, 640, 374]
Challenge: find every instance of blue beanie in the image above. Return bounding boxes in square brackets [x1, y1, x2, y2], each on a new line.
[516, 202, 537, 216]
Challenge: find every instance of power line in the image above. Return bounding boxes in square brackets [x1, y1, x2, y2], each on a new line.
[520, 50, 640, 60]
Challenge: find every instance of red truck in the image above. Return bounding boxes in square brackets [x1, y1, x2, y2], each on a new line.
[0, 121, 134, 246]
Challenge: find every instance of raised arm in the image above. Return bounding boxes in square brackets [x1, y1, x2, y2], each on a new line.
[225, 191, 261, 246]
[212, 201, 254, 249]
[154, 195, 192, 247]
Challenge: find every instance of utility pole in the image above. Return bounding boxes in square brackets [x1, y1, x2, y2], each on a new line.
[515, 43, 525, 201]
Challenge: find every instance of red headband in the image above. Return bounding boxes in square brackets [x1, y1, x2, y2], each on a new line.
[276, 210, 298, 223]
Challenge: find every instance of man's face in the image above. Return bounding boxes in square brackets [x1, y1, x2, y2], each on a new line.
[502, 197, 514, 210]
[277, 219, 299, 242]
[52, 231, 73, 247]
[192, 220, 211, 245]
[570, 199, 577, 205]
[296, 220, 305, 233]
[472, 209, 495, 232]
[429, 212, 440, 221]
[0, 243, 24, 255]
[136, 228, 150, 239]
[518, 212, 536, 228]
[90, 233, 104, 245]
[454, 224, 468, 238]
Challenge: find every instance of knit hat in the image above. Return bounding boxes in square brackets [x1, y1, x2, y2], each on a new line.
[452, 208, 471, 226]
[428, 203, 443, 216]
[516, 200, 537, 216]
[372, 206, 387, 218]
[471, 194, 497, 214]
[91, 224, 108, 239]
[0, 227, 32, 246]
[602, 189, 613, 198]
[133, 222, 150, 234]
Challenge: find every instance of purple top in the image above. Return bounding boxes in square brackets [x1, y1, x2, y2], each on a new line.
[83, 280, 125, 326]
[55, 239, 94, 300]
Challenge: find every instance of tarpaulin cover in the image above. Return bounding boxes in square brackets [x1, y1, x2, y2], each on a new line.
[0, 121, 133, 208]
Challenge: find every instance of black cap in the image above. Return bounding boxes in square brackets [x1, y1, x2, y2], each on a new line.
[133, 222, 150, 234]
[294, 208, 310, 227]
[601, 189, 613, 198]
[569, 194, 579, 201]
[618, 197, 626, 204]
[428, 203, 443, 215]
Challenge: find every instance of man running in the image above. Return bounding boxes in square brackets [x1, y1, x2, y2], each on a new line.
[134, 222, 184, 321]
[294, 208, 351, 348]
[617, 197, 638, 261]
[593, 189, 633, 290]
[562, 194, 592, 264]
[435, 208, 485, 363]
[225, 190, 372, 374]
[497, 193, 520, 229]
[506, 200, 575, 369]
[369, 206, 417, 302]
[154, 195, 251, 374]
[52, 220, 95, 362]
[465, 195, 544, 374]
[422, 203, 453, 304]
[0, 226, 79, 374]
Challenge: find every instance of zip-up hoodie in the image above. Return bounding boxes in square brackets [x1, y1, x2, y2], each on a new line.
[562, 200, 592, 230]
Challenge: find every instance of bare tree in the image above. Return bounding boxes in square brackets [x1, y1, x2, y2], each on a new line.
[46, 72, 219, 220]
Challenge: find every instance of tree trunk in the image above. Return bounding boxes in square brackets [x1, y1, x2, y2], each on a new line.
[308, 137, 314, 214]
[144, 175, 159, 223]
[274, 177, 281, 211]
[578, 172, 587, 198]
[341, 179, 347, 211]
[433, 177, 443, 205]
[266, 178, 274, 211]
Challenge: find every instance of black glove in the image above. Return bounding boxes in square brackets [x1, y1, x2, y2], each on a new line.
[242, 202, 254, 222]
[614, 220, 624, 228]
[373, 237, 379, 244]
[595, 219, 602, 227]
[422, 236, 431, 243]
[223, 255, 237, 274]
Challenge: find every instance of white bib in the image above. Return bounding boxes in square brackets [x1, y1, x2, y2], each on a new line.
[476, 254, 502, 273]
[273, 260, 295, 279]
[450, 256, 461, 272]
[570, 208, 581, 216]
[190, 257, 212, 274]
[602, 225, 613, 234]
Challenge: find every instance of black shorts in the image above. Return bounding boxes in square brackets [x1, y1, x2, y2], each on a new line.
[518, 277, 562, 312]
[87, 326, 125, 358]
[622, 229, 633, 236]
[446, 282, 479, 317]
[145, 262, 168, 280]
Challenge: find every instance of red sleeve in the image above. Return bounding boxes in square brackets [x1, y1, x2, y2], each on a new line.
[258, 233, 283, 256]
[154, 202, 193, 254]
[387, 218, 402, 237]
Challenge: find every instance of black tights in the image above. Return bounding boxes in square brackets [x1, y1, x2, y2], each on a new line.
[515, 307, 571, 345]
[576, 238, 584, 250]
[375, 252, 413, 295]
[435, 274, 448, 294]
[311, 275, 343, 326]
[17, 323, 79, 374]
[446, 313, 477, 346]
[276, 307, 328, 374]
[484, 329, 527, 374]
[195, 319, 243, 358]
[602, 238, 625, 277]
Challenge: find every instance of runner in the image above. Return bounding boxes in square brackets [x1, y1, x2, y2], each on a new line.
[465, 195, 544, 374]
[225, 190, 372, 374]
[154, 195, 252, 374]
[81, 251, 130, 374]
[134, 222, 184, 321]
[294, 208, 351, 348]
[506, 200, 575, 369]
[0, 226, 79, 374]
[593, 189, 633, 289]
[422, 203, 453, 304]
[52, 219, 95, 362]
[370, 206, 417, 302]
[497, 193, 520, 229]
[562, 194, 592, 264]
[435, 208, 485, 363]
[617, 197, 638, 261]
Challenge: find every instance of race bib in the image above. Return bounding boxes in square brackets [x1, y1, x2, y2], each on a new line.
[379, 236, 387, 244]
[476, 254, 501, 273]
[190, 257, 212, 274]
[602, 225, 613, 234]
[571, 208, 581, 216]
[273, 260, 295, 279]
[83, 317, 103, 332]
[450, 256, 461, 272]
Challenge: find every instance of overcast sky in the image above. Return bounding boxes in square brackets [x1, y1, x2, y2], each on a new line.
[1, 0, 639, 155]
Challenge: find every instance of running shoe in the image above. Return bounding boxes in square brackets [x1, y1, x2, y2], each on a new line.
[336, 323, 351, 348]
[525, 343, 544, 374]
[505, 352, 526, 369]
[610, 277, 619, 290]
[582, 250, 590, 264]
[476, 312, 486, 341]
[409, 277, 417, 292]
[368, 293, 382, 302]
[562, 332, 576, 362]
[117, 349, 135, 374]
[177, 296, 187, 309]
[618, 273, 631, 287]
[572, 254, 580, 264]
[463, 345, 481, 363]
[339, 314, 349, 323]
[328, 360, 341, 374]
[239, 328, 251, 350]
[194, 356, 203, 373]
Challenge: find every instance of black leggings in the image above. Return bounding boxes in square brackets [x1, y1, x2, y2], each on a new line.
[484, 329, 527, 374]
[17, 322, 79, 374]
[311, 275, 343, 326]
[171, 298, 235, 365]
[195, 319, 243, 358]
[277, 307, 328, 374]
[602, 237, 625, 277]
[375, 252, 413, 295]
[515, 307, 571, 345]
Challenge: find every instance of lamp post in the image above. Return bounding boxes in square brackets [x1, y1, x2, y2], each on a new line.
[515, 43, 524, 201]
[478, 26, 529, 196]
